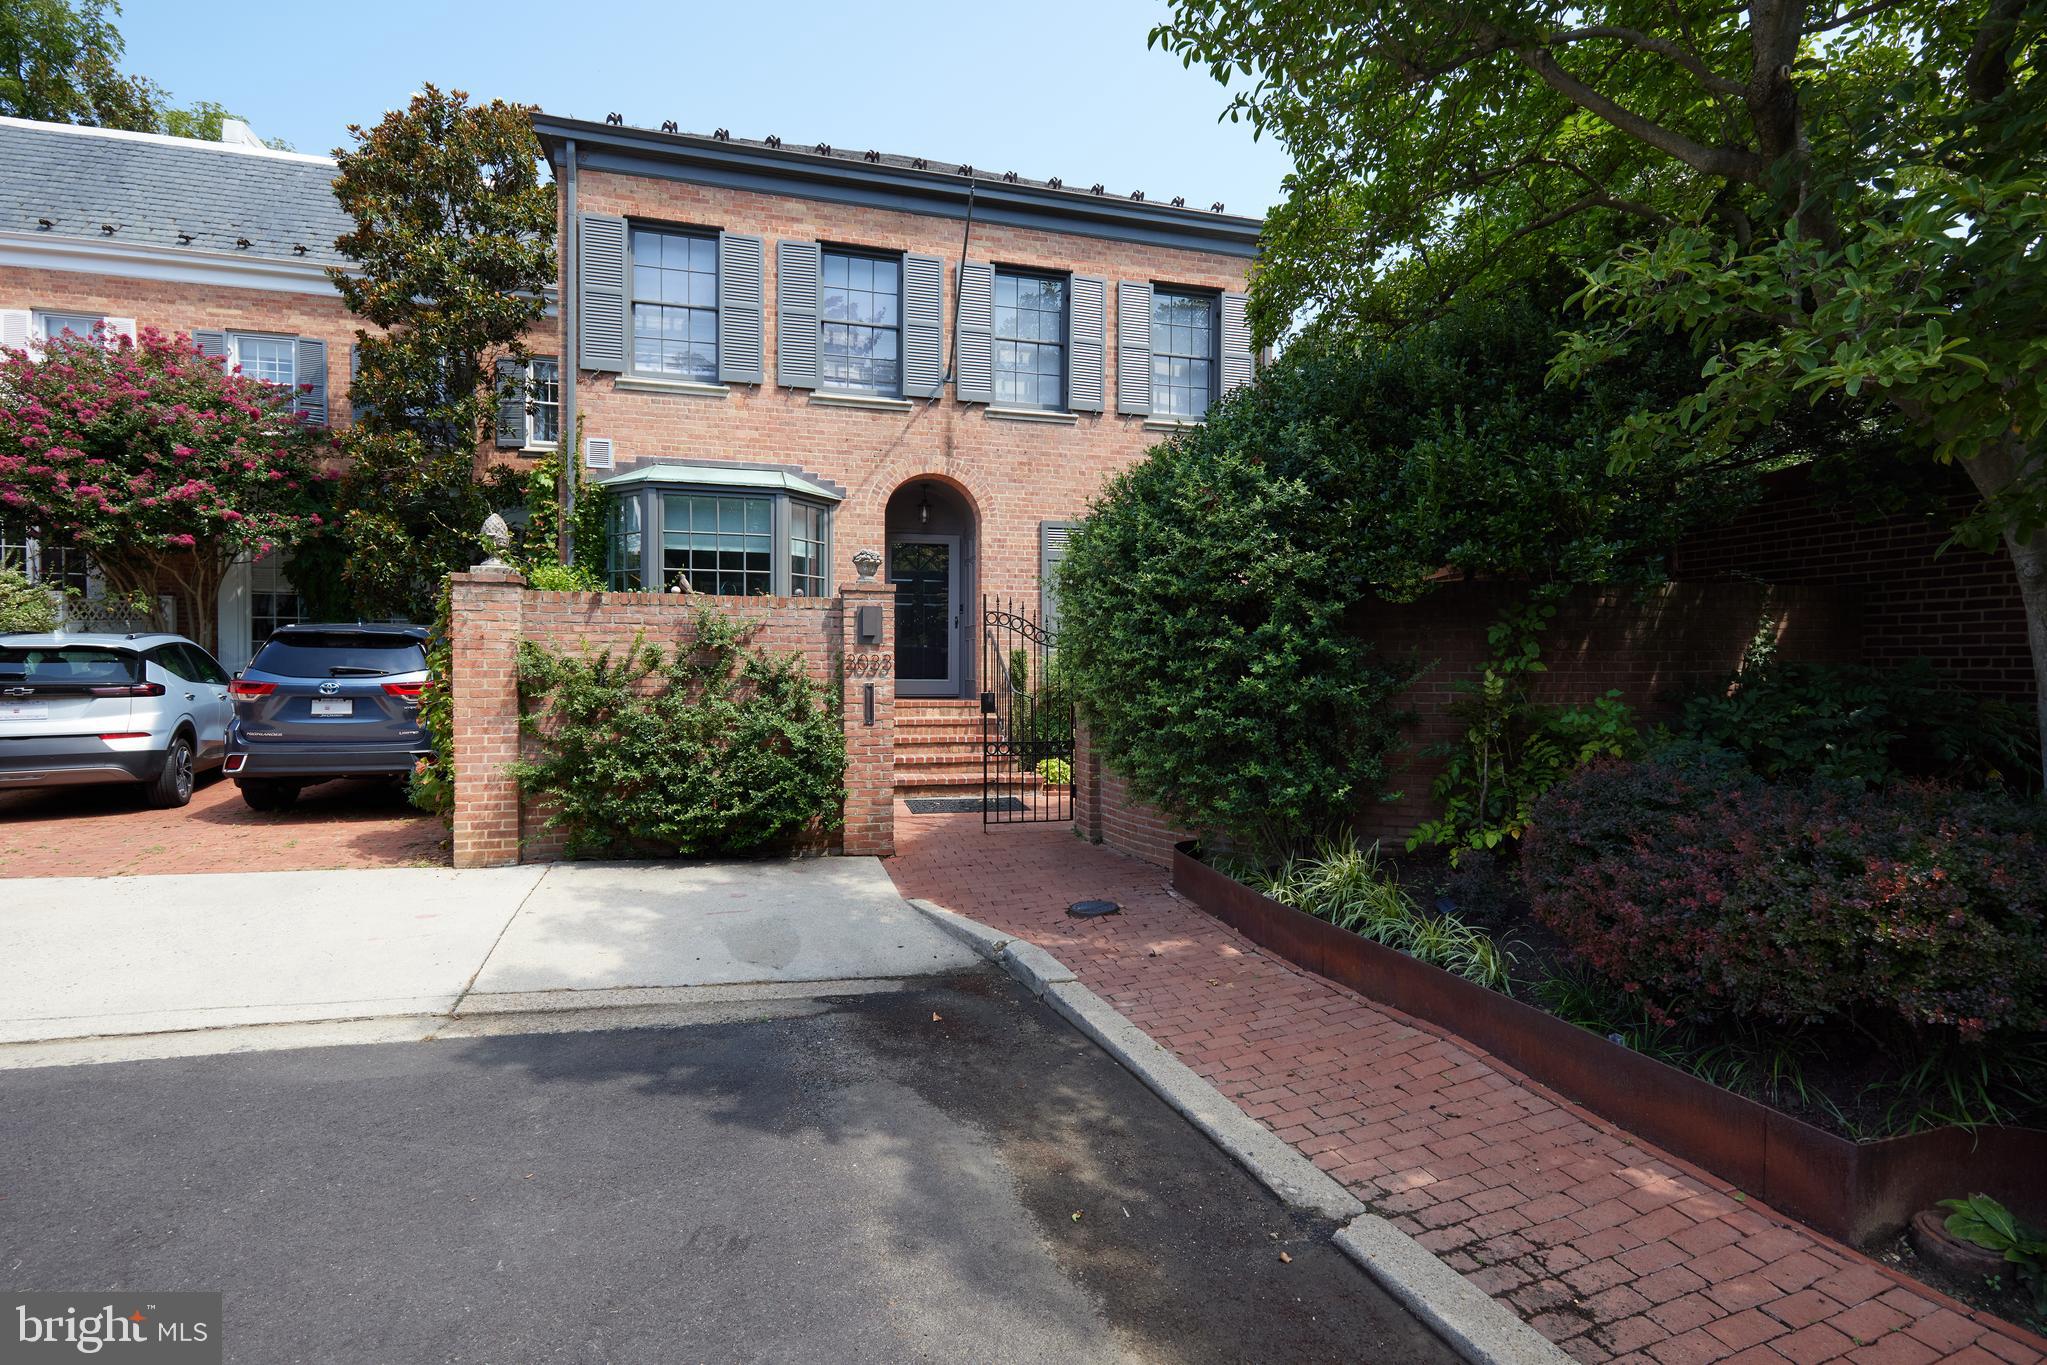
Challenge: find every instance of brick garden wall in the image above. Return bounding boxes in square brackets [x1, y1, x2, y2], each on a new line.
[1076, 580, 1857, 855]
[449, 566, 894, 867]
[1673, 468, 2036, 703]
[1354, 580, 1857, 844]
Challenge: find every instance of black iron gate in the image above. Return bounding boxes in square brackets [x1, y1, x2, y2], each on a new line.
[980, 595, 1074, 824]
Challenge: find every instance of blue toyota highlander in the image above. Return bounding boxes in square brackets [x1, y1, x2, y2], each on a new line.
[225, 623, 432, 811]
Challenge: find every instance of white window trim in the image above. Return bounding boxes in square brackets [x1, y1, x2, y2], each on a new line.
[227, 331, 296, 390]
[521, 356, 562, 451]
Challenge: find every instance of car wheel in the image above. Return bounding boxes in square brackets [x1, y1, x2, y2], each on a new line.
[237, 779, 300, 813]
[147, 736, 196, 809]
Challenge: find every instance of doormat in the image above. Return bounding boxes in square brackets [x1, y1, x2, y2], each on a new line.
[905, 796, 1027, 814]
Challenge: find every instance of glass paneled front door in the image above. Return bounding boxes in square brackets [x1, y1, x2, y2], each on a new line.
[890, 537, 956, 696]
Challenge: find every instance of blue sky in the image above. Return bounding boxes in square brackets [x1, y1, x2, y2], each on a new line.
[119, 0, 1291, 219]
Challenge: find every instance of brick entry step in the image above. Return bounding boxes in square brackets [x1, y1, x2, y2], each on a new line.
[892, 698, 1016, 800]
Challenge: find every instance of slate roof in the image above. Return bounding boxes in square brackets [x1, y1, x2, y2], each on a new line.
[0, 117, 353, 268]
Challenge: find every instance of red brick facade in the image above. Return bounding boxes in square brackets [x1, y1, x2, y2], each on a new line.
[555, 156, 1252, 626]
[447, 568, 895, 867]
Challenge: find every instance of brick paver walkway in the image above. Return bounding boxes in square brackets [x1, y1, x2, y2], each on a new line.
[0, 775, 448, 877]
[887, 809, 2046, 1365]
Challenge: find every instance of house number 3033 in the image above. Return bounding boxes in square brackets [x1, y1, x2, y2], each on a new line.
[844, 652, 892, 677]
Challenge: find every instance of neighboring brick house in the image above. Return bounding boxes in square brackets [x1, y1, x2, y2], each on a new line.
[532, 115, 1261, 718]
[0, 115, 565, 671]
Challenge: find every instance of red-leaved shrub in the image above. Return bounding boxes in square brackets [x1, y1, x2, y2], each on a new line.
[1522, 760, 2047, 1042]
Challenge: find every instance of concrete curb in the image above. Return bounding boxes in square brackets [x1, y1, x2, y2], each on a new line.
[1337, 1218, 1570, 1365]
[902, 895, 1569, 1365]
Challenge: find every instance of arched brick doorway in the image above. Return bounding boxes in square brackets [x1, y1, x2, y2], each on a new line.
[884, 478, 977, 698]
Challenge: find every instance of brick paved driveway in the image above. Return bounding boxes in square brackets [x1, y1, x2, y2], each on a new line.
[887, 808, 2047, 1365]
[0, 774, 448, 878]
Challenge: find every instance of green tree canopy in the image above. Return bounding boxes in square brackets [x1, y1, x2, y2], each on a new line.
[312, 84, 556, 622]
[1, 0, 283, 144]
[1155, 0, 2047, 763]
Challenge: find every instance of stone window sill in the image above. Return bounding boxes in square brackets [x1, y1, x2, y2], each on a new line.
[615, 375, 730, 398]
[1142, 417, 1206, 433]
[985, 406, 1079, 425]
[809, 391, 915, 413]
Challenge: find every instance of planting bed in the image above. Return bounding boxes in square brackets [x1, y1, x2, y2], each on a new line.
[1174, 843, 2047, 1248]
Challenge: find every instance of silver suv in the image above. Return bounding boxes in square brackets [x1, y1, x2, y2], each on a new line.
[0, 632, 232, 808]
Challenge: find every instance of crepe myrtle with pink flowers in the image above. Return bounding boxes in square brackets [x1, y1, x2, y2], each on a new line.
[0, 324, 332, 651]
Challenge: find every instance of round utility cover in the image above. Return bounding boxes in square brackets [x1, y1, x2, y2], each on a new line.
[1067, 899, 1121, 919]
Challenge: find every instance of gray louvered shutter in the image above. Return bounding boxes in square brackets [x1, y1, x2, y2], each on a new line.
[902, 252, 943, 398]
[578, 213, 628, 373]
[1068, 275, 1106, 413]
[348, 343, 372, 424]
[954, 261, 993, 404]
[1040, 520, 1078, 634]
[1220, 291, 1253, 396]
[718, 231, 765, 385]
[775, 239, 821, 390]
[495, 357, 525, 447]
[1116, 282, 1153, 416]
[294, 337, 327, 425]
[193, 329, 228, 362]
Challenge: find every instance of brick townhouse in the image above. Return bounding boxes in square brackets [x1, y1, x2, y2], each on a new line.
[0, 115, 566, 671]
[532, 116, 1260, 694]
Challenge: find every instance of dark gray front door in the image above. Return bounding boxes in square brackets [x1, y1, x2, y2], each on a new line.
[890, 536, 957, 697]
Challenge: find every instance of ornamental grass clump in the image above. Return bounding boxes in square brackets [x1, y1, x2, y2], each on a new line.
[512, 612, 844, 857]
[1236, 833, 1514, 991]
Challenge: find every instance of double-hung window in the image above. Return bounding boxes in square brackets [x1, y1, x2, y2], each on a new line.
[230, 333, 296, 391]
[528, 357, 560, 445]
[993, 271, 1067, 410]
[1151, 289, 1218, 419]
[819, 250, 900, 395]
[35, 311, 103, 344]
[2, 518, 90, 594]
[630, 226, 719, 381]
[250, 552, 305, 645]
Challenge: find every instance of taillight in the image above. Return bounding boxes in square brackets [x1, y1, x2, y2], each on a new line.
[87, 682, 166, 698]
[382, 682, 425, 699]
[98, 732, 150, 740]
[229, 680, 276, 699]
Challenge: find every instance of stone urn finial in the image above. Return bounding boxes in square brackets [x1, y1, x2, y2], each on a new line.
[852, 547, 883, 583]
[478, 511, 512, 569]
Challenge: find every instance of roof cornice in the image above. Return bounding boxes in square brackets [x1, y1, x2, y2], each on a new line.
[0, 228, 344, 296]
[532, 114, 1263, 260]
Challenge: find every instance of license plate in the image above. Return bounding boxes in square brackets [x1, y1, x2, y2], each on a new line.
[311, 699, 353, 717]
[0, 704, 49, 721]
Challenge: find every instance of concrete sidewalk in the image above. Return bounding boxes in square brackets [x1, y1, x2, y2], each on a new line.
[0, 858, 978, 1044]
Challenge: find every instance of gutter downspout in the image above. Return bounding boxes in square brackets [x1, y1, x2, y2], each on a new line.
[559, 138, 580, 564]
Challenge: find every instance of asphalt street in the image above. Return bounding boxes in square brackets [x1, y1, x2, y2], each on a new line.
[0, 970, 1454, 1364]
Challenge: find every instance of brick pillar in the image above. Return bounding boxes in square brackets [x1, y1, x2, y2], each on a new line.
[838, 576, 895, 857]
[1072, 716, 1103, 844]
[450, 565, 526, 868]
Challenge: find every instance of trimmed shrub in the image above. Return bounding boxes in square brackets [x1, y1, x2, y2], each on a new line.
[0, 568, 58, 633]
[513, 612, 844, 857]
[1670, 659, 2037, 792]
[1523, 759, 2047, 1042]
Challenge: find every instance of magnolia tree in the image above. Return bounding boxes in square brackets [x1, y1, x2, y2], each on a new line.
[0, 326, 331, 650]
